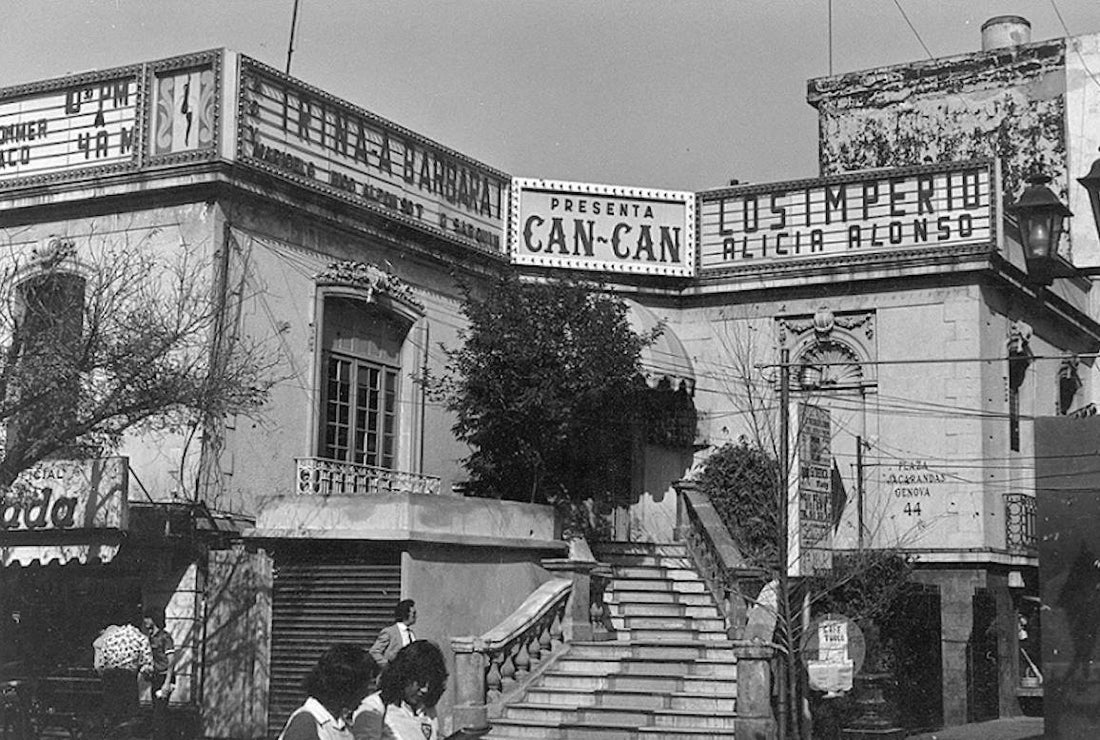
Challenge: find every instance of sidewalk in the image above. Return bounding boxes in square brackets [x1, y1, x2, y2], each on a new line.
[906, 716, 1043, 740]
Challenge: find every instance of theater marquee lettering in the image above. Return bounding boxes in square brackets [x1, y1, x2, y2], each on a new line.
[0, 74, 138, 183]
[698, 162, 994, 270]
[238, 58, 507, 252]
[510, 179, 695, 277]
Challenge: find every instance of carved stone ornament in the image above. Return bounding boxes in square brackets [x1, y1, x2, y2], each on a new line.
[777, 307, 874, 344]
[315, 260, 423, 314]
[32, 237, 77, 270]
[1007, 320, 1033, 357]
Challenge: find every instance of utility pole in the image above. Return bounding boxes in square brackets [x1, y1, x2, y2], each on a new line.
[778, 348, 797, 739]
[856, 434, 864, 550]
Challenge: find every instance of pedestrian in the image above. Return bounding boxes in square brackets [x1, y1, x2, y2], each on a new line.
[351, 640, 448, 740]
[92, 622, 151, 731]
[278, 644, 377, 740]
[140, 607, 175, 740]
[368, 600, 417, 671]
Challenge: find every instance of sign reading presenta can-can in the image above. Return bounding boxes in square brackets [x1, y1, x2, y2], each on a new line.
[788, 403, 832, 577]
[1, 457, 128, 532]
[237, 56, 508, 253]
[698, 161, 995, 271]
[510, 178, 695, 277]
[0, 68, 141, 186]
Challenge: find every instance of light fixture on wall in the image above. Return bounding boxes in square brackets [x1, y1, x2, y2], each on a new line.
[1009, 173, 1074, 286]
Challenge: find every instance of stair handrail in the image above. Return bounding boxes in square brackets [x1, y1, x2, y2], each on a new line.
[450, 578, 572, 734]
[675, 479, 769, 638]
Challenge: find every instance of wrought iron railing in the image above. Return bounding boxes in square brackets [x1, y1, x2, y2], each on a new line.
[295, 457, 441, 496]
[1004, 492, 1037, 555]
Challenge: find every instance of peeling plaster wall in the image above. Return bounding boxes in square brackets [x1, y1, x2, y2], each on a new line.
[808, 39, 1075, 255]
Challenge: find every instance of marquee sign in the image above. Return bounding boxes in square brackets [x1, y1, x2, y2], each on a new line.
[1, 457, 128, 532]
[237, 56, 509, 254]
[0, 68, 141, 186]
[510, 178, 695, 276]
[698, 161, 995, 272]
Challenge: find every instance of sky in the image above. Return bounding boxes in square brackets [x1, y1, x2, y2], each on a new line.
[2, 1, 1097, 192]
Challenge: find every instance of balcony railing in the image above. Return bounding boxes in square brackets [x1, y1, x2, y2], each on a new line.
[295, 457, 441, 496]
[1004, 493, 1037, 555]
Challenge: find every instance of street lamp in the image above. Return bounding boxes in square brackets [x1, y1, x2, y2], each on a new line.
[1078, 150, 1100, 244]
[1009, 174, 1073, 286]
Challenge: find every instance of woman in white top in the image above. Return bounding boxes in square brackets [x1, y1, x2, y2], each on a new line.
[352, 640, 448, 740]
[279, 644, 379, 740]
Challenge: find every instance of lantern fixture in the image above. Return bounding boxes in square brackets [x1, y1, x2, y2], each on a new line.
[1009, 173, 1073, 286]
[1078, 149, 1100, 246]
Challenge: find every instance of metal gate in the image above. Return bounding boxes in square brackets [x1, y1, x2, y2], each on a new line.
[266, 545, 401, 738]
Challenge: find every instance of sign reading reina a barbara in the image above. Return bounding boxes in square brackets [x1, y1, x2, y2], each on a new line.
[238, 57, 509, 253]
[510, 178, 695, 277]
[697, 161, 994, 271]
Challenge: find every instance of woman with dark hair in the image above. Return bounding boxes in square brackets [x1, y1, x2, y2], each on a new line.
[352, 640, 448, 740]
[279, 644, 378, 740]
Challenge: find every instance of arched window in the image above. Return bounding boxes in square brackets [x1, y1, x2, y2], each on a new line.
[313, 261, 422, 470]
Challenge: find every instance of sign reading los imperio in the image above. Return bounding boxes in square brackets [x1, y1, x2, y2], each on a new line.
[0, 70, 140, 184]
[1, 457, 128, 532]
[510, 178, 695, 276]
[698, 161, 995, 271]
[237, 57, 508, 253]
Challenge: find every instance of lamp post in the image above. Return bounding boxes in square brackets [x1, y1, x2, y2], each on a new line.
[1009, 174, 1073, 286]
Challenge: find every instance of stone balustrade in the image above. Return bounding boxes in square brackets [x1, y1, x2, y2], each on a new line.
[295, 457, 441, 496]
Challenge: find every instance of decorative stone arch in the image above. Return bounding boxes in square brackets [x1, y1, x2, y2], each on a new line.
[776, 306, 877, 393]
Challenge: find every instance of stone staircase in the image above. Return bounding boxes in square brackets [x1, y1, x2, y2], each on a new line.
[486, 542, 738, 739]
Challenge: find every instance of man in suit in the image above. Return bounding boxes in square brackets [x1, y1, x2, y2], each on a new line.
[369, 599, 417, 671]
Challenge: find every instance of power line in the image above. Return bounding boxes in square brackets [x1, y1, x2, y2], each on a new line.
[891, 0, 934, 60]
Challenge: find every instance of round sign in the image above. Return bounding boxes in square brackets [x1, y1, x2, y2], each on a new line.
[799, 613, 865, 697]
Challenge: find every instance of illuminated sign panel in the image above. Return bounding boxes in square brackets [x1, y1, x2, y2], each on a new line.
[237, 57, 508, 253]
[0, 71, 140, 185]
[698, 161, 995, 272]
[510, 178, 695, 277]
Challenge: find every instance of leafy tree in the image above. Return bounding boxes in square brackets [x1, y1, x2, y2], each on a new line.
[0, 232, 272, 493]
[695, 436, 780, 569]
[429, 271, 657, 516]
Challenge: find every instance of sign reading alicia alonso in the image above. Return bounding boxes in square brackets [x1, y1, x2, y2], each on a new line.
[698, 160, 995, 271]
[510, 178, 695, 277]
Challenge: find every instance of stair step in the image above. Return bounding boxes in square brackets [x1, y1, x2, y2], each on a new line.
[614, 566, 704, 581]
[611, 602, 721, 619]
[606, 590, 714, 606]
[594, 542, 689, 558]
[597, 552, 696, 569]
[610, 578, 707, 593]
[623, 628, 729, 642]
[617, 616, 726, 631]
[570, 641, 734, 661]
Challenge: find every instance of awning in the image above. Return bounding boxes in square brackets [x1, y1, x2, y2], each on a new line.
[624, 299, 695, 395]
[2, 541, 120, 566]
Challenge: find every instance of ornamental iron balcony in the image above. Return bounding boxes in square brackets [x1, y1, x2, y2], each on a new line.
[296, 457, 441, 497]
[1004, 493, 1037, 556]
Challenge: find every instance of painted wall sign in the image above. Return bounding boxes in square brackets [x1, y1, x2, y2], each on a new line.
[788, 402, 833, 577]
[698, 161, 995, 271]
[510, 178, 695, 276]
[237, 57, 508, 253]
[0, 70, 140, 185]
[1, 457, 128, 532]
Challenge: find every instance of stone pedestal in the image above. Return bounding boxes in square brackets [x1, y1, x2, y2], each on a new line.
[733, 642, 777, 740]
[841, 672, 905, 740]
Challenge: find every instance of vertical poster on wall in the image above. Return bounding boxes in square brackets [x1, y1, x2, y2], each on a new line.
[787, 402, 833, 577]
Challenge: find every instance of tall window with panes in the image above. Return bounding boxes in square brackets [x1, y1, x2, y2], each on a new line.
[319, 296, 407, 469]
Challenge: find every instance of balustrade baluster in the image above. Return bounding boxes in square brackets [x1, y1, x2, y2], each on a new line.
[514, 632, 531, 679]
[485, 651, 503, 703]
[527, 626, 542, 667]
[549, 608, 563, 651]
[500, 644, 518, 692]
[538, 615, 552, 657]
